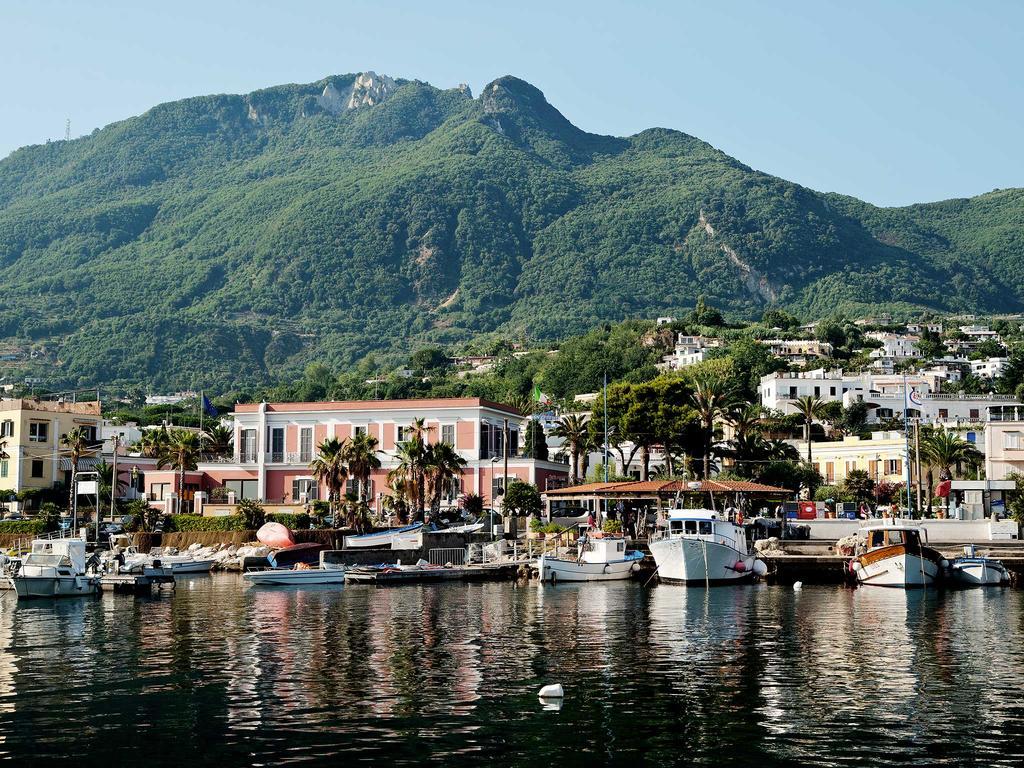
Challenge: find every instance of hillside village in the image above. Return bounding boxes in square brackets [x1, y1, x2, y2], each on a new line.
[4, 304, 1024, 530]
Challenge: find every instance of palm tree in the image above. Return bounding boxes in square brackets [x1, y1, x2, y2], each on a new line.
[406, 418, 434, 515]
[343, 431, 381, 503]
[136, 426, 169, 458]
[61, 426, 96, 513]
[727, 403, 764, 441]
[381, 478, 411, 524]
[791, 395, 827, 464]
[422, 442, 468, 515]
[310, 437, 349, 525]
[156, 429, 202, 514]
[551, 413, 592, 484]
[921, 430, 983, 513]
[690, 374, 737, 479]
[389, 438, 426, 520]
[202, 423, 234, 457]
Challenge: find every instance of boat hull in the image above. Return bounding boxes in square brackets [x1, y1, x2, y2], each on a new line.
[244, 568, 346, 586]
[167, 560, 215, 574]
[950, 559, 1009, 587]
[8, 575, 99, 599]
[854, 545, 941, 588]
[538, 554, 641, 582]
[649, 538, 759, 585]
[344, 524, 423, 549]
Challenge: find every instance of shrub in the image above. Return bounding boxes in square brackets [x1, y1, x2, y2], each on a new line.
[266, 512, 311, 530]
[602, 519, 623, 534]
[503, 481, 541, 518]
[165, 514, 247, 532]
[461, 493, 484, 517]
[0, 520, 46, 534]
[237, 499, 265, 529]
[39, 502, 61, 533]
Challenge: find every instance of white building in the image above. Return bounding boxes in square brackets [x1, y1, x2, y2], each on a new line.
[866, 333, 921, 360]
[970, 357, 1009, 380]
[758, 339, 833, 363]
[657, 335, 724, 371]
[906, 322, 943, 335]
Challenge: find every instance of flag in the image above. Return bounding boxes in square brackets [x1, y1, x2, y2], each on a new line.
[904, 387, 923, 411]
[532, 384, 551, 406]
[202, 394, 218, 417]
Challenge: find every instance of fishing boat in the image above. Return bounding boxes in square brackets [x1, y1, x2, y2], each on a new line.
[537, 534, 644, 582]
[243, 564, 346, 586]
[6, 539, 100, 599]
[344, 522, 423, 550]
[948, 545, 1010, 587]
[648, 509, 767, 585]
[850, 524, 946, 588]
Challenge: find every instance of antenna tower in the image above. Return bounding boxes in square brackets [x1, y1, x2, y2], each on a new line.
[65, 119, 70, 141]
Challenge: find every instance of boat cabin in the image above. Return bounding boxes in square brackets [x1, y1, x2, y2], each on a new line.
[663, 509, 745, 545]
[863, 526, 926, 550]
[22, 539, 87, 576]
[580, 536, 628, 564]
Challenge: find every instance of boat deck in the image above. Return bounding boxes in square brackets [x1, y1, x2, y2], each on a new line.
[344, 563, 521, 585]
[99, 569, 176, 594]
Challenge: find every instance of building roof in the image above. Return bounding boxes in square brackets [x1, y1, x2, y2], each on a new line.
[233, 397, 523, 416]
[545, 479, 790, 496]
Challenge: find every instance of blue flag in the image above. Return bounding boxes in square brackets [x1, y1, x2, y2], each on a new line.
[202, 395, 218, 417]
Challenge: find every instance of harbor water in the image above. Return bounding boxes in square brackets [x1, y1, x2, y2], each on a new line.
[1, 576, 1023, 766]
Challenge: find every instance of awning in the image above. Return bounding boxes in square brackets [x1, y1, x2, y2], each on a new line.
[59, 456, 101, 472]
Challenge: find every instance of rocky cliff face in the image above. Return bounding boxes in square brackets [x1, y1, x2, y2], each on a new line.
[317, 71, 397, 114]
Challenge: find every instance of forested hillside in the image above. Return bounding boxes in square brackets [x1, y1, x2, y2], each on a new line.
[0, 71, 1020, 391]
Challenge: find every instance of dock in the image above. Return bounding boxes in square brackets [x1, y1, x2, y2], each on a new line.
[344, 563, 522, 585]
[99, 568, 176, 595]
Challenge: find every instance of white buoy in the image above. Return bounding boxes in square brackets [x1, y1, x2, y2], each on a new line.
[538, 683, 564, 698]
[793, 581, 803, 591]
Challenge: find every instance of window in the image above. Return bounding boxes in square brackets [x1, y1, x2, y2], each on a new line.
[825, 462, 834, 483]
[966, 431, 977, 444]
[684, 520, 697, 534]
[970, 409, 980, 419]
[814, 386, 820, 397]
[28, 421, 48, 443]
[0, 460, 7, 478]
[224, 479, 259, 501]
[885, 459, 903, 475]
[354, 425, 367, 437]
[269, 428, 284, 462]
[491, 474, 513, 499]
[441, 424, 455, 446]
[698, 521, 713, 535]
[0, 420, 12, 437]
[292, 478, 319, 502]
[299, 428, 313, 463]
[396, 425, 410, 443]
[830, 387, 836, 396]
[442, 476, 461, 502]
[845, 461, 857, 475]
[1004, 432, 1022, 450]
[151, 482, 170, 500]
[239, 429, 257, 463]
[938, 409, 948, 419]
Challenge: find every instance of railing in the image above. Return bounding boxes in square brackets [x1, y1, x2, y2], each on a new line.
[427, 548, 467, 566]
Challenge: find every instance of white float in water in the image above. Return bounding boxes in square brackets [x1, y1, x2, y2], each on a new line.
[538, 683, 564, 698]
[793, 581, 803, 591]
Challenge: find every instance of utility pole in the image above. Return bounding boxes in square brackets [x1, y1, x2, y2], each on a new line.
[110, 434, 120, 527]
[603, 371, 609, 482]
[914, 420, 923, 516]
[503, 418, 512, 537]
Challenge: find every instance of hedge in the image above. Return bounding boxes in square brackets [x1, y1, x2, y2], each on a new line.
[165, 514, 247, 532]
[0, 520, 46, 535]
[266, 512, 311, 529]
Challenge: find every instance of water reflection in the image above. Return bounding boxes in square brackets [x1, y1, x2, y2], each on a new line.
[0, 578, 1022, 765]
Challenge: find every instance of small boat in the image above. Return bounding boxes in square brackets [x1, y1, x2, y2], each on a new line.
[537, 534, 643, 582]
[344, 522, 423, 550]
[850, 524, 946, 588]
[949, 545, 1010, 587]
[6, 538, 100, 599]
[648, 509, 767, 585]
[269, 542, 326, 568]
[243, 565, 346, 586]
[440, 521, 485, 535]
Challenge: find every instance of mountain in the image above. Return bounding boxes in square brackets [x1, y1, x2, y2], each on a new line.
[0, 71, 1021, 391]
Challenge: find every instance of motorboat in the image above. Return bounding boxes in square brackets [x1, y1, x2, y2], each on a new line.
[537, 534, 643, 582]
[648, 509, 767, 585]
[344, 522, 423, 550]
[269, 542, 327, 568]
[6, 538, 100, 599]
[243, 564, 346, 586]
[948, 545, 1010, 587]
[850, 524, 946, 588]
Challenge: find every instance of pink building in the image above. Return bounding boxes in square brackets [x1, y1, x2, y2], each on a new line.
[143, 397, 569, 512]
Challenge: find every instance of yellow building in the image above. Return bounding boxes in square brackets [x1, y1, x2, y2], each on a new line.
[806, 431, 908, 486]
[0, 399, 102, 494]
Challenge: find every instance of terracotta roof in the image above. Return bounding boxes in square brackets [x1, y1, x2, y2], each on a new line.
[545, 479, 790, 496]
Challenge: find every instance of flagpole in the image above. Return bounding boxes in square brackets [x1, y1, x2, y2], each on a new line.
[903, 375, 912, 517]
[200, 390, 204, 435]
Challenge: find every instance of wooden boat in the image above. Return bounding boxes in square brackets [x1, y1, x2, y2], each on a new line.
[344, 523, 423, 550]
[649, 509, 767, 585]
[537, 535, 643, 582]
[7, 539, 100, 599]
[851, 525, 946, 588]
[949, 545, 1010, 587]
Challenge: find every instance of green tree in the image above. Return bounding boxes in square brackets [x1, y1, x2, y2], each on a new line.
[342, 431, 381, 502]
[310, 437, 349, 524]
[841, 469, 875, 502]
[690, 296, 724, 327]
[689, 372, 737, 478]
[522, 419, 549, 460]
[156, 429, 202, 515]
[60, 426, 96, 514]
[422, 441, 468, 516]
[202, 423, 234, 456]
[410, 347, 450, 373]
[551, 413, 593, 484]
[791, 395, 827, 464]
[503, 480, 542, 518]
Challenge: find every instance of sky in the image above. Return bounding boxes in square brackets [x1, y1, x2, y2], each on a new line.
[1, 0, 1021, 207]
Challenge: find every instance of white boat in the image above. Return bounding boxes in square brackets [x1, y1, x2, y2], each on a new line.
[243, 565, 346, 586]
[949, 545, 1010, 587]
[442, 521, 485, 535]
[344, 522, 423, 550]
[851, 524, 945, 588]
[537, 535, 644, 582]
[7, 539, 100, 599]
[648, 509, 767, 585]
[118, 548, 215, 574]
